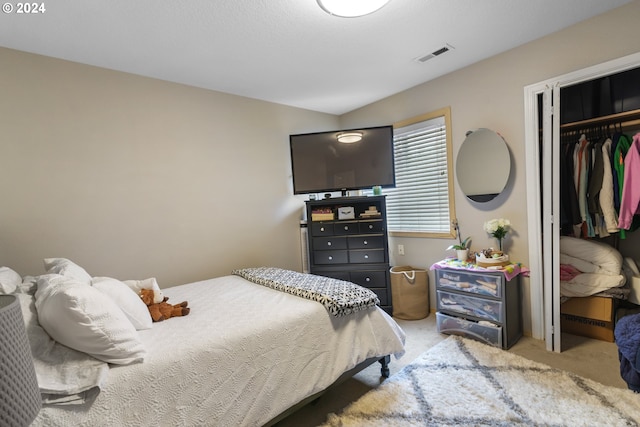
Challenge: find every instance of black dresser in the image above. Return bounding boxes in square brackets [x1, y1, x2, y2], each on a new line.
[305, 196, 392, 314]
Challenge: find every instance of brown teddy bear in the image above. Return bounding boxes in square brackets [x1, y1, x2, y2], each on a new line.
[140, 288, 190, 322]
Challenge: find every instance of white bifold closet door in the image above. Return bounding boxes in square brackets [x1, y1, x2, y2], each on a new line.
[524, 52, 640, 352]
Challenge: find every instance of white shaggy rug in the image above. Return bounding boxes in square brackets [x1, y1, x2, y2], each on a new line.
[321, 336, 640, 426]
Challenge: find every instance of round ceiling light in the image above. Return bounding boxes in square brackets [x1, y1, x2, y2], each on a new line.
[336, 132, 363, 143]
[317, 0, 390, 18]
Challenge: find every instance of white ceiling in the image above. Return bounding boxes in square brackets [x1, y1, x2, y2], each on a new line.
[0, 0, 632, 115]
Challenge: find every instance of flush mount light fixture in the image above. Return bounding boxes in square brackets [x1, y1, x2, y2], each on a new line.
[337, 132, 363, 143]
[317, 0, 390, 18]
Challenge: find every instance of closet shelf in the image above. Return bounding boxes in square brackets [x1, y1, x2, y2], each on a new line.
[561, 109, 640, 131]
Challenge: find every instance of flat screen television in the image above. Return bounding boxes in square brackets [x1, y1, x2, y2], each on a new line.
[289, 125, 396, 195]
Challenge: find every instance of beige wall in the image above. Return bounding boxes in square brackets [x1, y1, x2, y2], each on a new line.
[0, 47, 338, 286]
[339, 0, 640, 334]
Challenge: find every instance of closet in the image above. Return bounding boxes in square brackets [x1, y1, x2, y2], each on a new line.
[524, 52, 640, 352]
[559, 69, 640, 244]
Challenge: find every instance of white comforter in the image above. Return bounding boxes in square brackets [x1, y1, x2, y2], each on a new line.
[559, 236, 626, 297]
[33, 275, 405, 427]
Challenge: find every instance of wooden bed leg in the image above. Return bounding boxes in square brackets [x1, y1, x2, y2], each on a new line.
[379, 355, 390, 378]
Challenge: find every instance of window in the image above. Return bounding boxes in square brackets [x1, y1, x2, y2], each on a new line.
[385, 107, 455, 238]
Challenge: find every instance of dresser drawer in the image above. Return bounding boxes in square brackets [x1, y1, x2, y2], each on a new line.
[313, 250, 348, 265]
[347, 235, 384, 250]
[349, 249, 385, 264]
[436, 269, 502, 298]
[437, 290, 503, 323]
[313, 236, 347, 250]
[359, 220, 384, 233]
[333, 221, 359, 235]
[311, 223, 334, 236]
[436, 312, 502, 348]
[350, 270, 387, 287]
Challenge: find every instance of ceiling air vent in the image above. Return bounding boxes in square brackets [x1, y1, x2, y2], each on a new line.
[414, 44, 454, 63]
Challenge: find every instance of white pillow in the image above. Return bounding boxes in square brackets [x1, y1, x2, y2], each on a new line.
[0, 266, 21, 294]
[35, 274, 146, 365]
[43, 258, 92, 285]
[123, 277, 164, 303]
[92, 277, 152, 330]
[18, 275, 38, 295]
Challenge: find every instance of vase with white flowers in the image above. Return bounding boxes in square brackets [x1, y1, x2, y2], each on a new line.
[447, 220, 471, 261]
[483, 218, 510, 251]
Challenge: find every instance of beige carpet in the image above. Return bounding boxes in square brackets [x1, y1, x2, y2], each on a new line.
[320, 336, 640, 426]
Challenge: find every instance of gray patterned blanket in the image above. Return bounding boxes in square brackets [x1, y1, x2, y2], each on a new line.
[232, 267, 380, 317]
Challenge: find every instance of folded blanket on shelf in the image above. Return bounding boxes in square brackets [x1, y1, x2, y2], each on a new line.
[560, 236, 623, 275]
[559, 236, 626, 297]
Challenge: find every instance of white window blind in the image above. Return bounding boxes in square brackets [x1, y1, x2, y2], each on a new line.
[385, 115, 452, 234]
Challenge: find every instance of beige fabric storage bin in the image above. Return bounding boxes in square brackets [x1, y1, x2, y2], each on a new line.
[390, 266, 429, 320]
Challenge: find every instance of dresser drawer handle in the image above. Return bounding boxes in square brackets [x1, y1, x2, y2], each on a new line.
[328, 256, 333, 260]
[363, 240, 368, 245]
[327, 241, 332, 246]
[364, 254, 369, 259]
[365, 277, 371, 282]
[368, 224, 373, 230]
[344, 226, 349, 231]
[320, 227, 325, 232]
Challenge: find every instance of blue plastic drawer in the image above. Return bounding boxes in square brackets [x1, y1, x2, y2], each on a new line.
[437, 290, 503, 323]
[436, 312, 502, 348]
[436, 269, 502, 298]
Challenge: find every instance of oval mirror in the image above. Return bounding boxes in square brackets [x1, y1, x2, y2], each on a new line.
[456, 128, 511, 203]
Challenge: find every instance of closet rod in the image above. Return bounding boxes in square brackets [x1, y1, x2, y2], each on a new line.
[561, 108, 640, 131]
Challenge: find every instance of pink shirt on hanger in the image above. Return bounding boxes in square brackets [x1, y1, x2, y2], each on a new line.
[618, 133, 640, 230]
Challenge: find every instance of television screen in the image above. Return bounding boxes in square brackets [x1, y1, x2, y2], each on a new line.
[289, 125, 395, 195]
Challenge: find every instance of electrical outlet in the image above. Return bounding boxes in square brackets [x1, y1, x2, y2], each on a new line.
[398, 244, 405, 255]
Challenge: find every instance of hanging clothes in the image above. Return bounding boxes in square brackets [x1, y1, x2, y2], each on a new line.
[574, 135, 590, 237]
[560, 125, 640, 240]
[614, 133, 633, 238]
[588, 139, 606, 236]
[599, 138, 619, 234]
[618, 133, 640, 230]
[560, 137, 581, 234]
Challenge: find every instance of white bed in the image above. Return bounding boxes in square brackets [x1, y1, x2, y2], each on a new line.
[25, 272, 405, 426]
